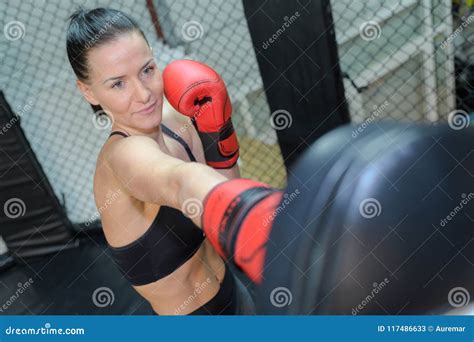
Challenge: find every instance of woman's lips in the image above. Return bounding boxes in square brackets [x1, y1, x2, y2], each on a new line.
[135, 100, 157, 115]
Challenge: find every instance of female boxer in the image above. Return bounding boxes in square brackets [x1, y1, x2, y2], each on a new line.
[66, 7, 255, 315]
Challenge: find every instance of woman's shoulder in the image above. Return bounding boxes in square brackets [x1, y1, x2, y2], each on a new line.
[94, 134, 162, 197]
[100, 134, 167, 176]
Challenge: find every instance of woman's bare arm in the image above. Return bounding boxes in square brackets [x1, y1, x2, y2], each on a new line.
[106, 135, 227, 227]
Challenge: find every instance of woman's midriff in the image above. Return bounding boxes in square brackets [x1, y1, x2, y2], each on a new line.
[132, 239, 227, 315]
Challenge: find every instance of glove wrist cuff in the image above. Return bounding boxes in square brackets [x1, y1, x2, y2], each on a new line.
[196, 119, 240, 169]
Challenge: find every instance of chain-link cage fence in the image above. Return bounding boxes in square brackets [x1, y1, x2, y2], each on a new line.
[0, 0, 286, 228]
[1, 0, 472, 228]
[332, 0, 473, 128]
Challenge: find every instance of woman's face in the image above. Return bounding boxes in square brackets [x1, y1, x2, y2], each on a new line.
[78, 30, 164, 132]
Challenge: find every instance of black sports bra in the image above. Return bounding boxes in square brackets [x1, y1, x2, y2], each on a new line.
[106, 124, 205, 286]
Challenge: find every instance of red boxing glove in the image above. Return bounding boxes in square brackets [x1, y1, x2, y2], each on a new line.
[163, 59, 239, 169]
[202, 178, 283, 284]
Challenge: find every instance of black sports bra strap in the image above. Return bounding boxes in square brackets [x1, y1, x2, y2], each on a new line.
[161, 124, 197, 162]
[109, 131, 130, 138]
[108, 126, 196, 162]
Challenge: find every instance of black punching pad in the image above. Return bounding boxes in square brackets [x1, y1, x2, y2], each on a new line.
[259, 122, 474, 314]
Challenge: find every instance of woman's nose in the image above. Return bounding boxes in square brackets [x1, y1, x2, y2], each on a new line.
[133, 79, 151, 103]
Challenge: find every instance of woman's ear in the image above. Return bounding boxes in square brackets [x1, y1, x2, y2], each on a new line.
[76, 79, 100, 106]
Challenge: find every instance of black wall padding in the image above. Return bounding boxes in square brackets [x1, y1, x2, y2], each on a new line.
[0, 91, 77, 259]
[243, 0, 350, 169]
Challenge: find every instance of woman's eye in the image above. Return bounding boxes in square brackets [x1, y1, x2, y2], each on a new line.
[143, 66, 155, 75]
[112, 81, 123, 89]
